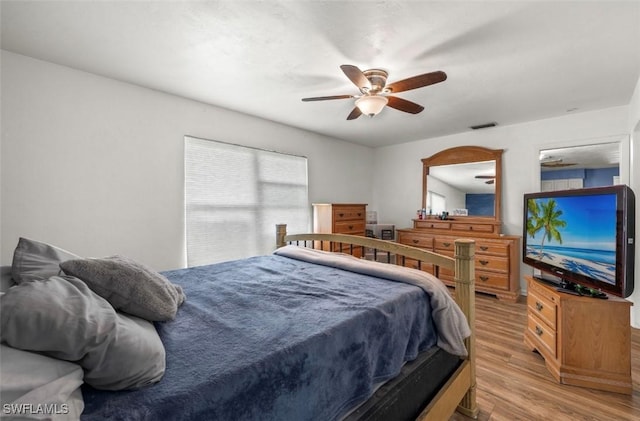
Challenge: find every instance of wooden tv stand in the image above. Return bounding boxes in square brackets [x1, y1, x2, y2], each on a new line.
[523, 276, 632, 394]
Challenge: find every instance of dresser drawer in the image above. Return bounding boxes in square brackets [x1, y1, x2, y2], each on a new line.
[398, 257, 435, 274]
[476, 271, 509, 290]
[527, 314, 557, 358]
[450, 223, 495, 233]
[413, 220, 451, 230]
[475, 255, 508, 273]
[436, 264, 508, 289]
[333, 221, 365, 234]
[435, 238, 510, 257]
[433, 238, 456, 252]
[476, 241, 510, 256]
[527, 288, 557, 329]
[333, 207, 365, 221]
[397, 231, 434, 249]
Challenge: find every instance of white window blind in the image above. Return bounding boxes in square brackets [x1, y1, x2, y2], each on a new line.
[185, 136, 309, 267]
[427, 191, 446, 215]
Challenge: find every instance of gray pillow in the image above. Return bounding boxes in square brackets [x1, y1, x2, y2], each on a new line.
[60, 255, 185, 322]
[0, 275, 166, 391]
[1, 266, 14, 292]
[11, 237, 80, 284]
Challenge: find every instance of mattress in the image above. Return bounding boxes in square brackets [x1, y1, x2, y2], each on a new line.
[344, 346, 462, 421]
[81, 252, 447, 420]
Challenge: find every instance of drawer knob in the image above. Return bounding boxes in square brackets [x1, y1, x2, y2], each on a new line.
[348, 225, 354, 230]
[479, 260, 489, 266]
[338, 213, 344, 217]
[469, 226, 473, 230]
[357, 213, 362, 216]
[535, 326, 544, 336]
[412, 239, 419, 244]
[535, 302, 543, 311]
[480, 246, 489, 251]
[442, 242, 451, 247]
[479, 275, 489, 282]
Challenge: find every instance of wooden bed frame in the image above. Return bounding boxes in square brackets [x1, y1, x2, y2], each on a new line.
[275, 224, 478, 420]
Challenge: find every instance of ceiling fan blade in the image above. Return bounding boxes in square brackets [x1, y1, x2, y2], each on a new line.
[386, 71, 447, 93]
[346, 107, 362, 120]
[301, 95, 354, 102]
[340, 65, 371, 90]
[541, 162, 577, 168]
[386, 96, 424, 114]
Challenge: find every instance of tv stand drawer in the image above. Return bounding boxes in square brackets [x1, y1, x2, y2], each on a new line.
[527, 288, 557, 329]
[526, 314, 557, 358]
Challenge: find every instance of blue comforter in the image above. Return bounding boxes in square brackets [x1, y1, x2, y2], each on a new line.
[81, 252, 441, 420]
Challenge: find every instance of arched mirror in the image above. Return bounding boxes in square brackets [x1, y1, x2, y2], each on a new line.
[422, 146, 503, 222]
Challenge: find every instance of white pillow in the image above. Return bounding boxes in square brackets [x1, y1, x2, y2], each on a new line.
[0, 344, 84, 420]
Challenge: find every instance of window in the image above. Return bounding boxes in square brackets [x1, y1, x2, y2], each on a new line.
[427, 190, 446, 215]
[185, 136, 309, 266]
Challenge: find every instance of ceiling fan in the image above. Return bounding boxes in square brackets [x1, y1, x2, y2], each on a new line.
[540, 157, 577, 168]
[475, 175, 495, 185]
[301, 65, 447, 120]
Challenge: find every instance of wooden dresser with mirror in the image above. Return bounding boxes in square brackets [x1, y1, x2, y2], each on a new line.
[397, 146, 521, 302]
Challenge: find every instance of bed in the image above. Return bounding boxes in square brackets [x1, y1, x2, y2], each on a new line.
[0, 225, 477, 420]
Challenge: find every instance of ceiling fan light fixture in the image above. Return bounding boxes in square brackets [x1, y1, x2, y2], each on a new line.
[355, 95, 388, 117]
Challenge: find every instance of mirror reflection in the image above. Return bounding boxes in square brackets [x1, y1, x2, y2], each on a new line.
[427, 160, 496, 217]
[539, 142, 620, 191]
[422, 146, 503, 221]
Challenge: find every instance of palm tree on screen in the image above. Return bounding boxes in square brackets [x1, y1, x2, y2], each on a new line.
[527, 199, 566, 260]
[526, 199, 542, 239]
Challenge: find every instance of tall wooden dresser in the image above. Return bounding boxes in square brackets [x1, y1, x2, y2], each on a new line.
[397, 217, 521, 301]
[312, 203, 367, 257]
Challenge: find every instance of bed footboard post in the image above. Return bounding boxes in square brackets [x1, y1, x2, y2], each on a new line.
[454, 239, 478, 419]
[276, 224, 287, 248]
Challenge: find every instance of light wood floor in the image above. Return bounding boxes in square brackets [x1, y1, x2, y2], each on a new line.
[450, 293, 640, 421]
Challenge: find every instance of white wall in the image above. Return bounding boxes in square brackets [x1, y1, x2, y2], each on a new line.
[372, 106, 629, 231]
[626, 74, 640, 326]
[3, 49, 639, 326]
[0, 51, 374, 270]
[371, 105, 640, 323]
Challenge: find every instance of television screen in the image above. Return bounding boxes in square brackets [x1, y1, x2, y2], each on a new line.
[522, 185, 635, 298]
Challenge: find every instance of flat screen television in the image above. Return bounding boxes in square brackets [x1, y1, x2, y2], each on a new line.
[522, 185, 635, 298]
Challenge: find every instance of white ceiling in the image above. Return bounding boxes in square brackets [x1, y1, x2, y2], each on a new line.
[1, 1, 639, 148]
[539, 141, 620, 172]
